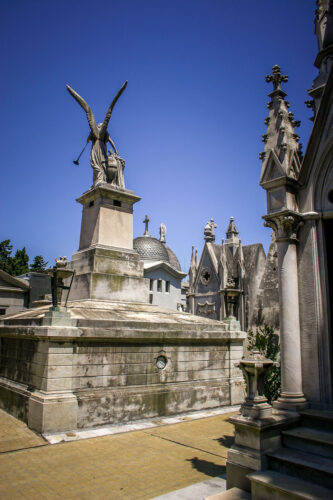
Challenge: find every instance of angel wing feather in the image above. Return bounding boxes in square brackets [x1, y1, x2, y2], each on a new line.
[66, 85, 98, 136]
[101, 81, 128, 135]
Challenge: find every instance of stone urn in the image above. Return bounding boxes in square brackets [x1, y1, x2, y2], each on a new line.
[235, 350, 279, 419]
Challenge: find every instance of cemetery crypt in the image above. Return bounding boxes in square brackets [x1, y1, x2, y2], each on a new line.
[0, 78, 246, 434]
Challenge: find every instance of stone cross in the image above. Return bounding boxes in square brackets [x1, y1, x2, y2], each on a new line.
[265, 65, 288, 91]
[143, 215, 150, 236]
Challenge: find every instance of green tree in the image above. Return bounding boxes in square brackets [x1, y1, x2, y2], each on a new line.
[30, 255, 48, 272]
[0, 239, 14, 274]
[247, 323, 281, 403]
[11, 247, 30, 276]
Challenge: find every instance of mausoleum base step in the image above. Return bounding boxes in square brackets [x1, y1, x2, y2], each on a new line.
[282, 426, 333, 458]
[300, 409, 333, 432]
[266, 447, 333, 489]
[248, 470, 333, 500]
[204, 486, 251, 500]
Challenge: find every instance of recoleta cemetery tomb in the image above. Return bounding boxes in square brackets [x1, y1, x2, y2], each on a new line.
[2, 2, 333, 497]
[0, 78, 246, 434]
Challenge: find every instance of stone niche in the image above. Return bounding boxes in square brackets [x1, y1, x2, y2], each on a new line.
[0, 301, 245, 433]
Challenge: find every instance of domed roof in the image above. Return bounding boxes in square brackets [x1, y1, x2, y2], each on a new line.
[133, 236, 170, 262]
[164, 245, 181, 271]
[134, 216, 182, 271]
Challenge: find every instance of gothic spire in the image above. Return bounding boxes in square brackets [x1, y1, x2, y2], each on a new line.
[226, 216, 239, 239]
[225, 216, 240, 252]
[309, 2, 333, 116]
[189, 246, 198, 293]
[219, 239, 227, 288]
[260, 65, 302, 186]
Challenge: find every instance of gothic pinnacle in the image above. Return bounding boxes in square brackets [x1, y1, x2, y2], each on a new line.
[260, 65, 302, 181]
[265, 65, 288, 92]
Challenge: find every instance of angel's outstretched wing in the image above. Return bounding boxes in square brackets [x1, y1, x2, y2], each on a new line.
[101, 81, 128, 135]
[66, 85, 98, 136]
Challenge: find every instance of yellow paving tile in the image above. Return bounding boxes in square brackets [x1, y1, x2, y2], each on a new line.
[0, 409, 236, 499]
[0, 409, 46, 452]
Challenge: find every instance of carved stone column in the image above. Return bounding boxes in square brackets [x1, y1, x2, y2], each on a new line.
[264, 211, 308, 411]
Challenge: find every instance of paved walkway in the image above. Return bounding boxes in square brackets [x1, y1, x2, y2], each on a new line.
[0, 408, 237, 499]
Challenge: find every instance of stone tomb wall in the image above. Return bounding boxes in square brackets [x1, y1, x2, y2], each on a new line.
[0, 335, 244, 432]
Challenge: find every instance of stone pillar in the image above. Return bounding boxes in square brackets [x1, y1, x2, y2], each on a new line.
[69, 184, 149, 303]
[265, 213, 308, 411]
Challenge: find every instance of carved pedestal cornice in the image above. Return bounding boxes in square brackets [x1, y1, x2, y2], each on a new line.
[263, 210, 303, 243]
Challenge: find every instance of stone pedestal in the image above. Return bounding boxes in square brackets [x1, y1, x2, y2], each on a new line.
[42, 306, 76, 326]
[77, 184, 140, 251]
[227, 350, 292, 492]
[226, 412, 300, 492]
[70, 184, 149, 303]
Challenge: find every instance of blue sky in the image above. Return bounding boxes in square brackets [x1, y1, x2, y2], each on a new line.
[1, 0, 317, 272]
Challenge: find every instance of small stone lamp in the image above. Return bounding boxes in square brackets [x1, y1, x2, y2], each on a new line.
[235, 350, 279, 419]
[43, 258, 76, 326]
[47, 257, 75, 309]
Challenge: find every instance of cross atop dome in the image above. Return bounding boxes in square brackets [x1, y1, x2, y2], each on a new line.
[143, 214, 150, 236]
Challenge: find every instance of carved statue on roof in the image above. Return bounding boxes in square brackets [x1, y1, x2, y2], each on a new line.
[159, 223, 167, 243]
[204, 218, 217, 242]
[66, 82, 127, 188]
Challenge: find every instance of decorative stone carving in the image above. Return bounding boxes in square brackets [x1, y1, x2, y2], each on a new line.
[55, 256, 67, 267]
[235, 350, 279, 419]
[197, 301, 216, 316]
[265, 64, 288, 91]
[66, 82, 127, 188]
[204, 218, 217, 242]
[264, 212, 303, 243]
[226, 277, 237, 289]
[200, 267, 212, 285]
[159, 223, 166, 243]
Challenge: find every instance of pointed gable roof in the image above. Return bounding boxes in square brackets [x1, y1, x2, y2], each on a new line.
[260, 65, 302, 188]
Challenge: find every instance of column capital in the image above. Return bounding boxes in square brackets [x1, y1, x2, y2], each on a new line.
[263, 211, 303, 243]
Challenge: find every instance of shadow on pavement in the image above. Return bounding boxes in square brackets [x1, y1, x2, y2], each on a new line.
[215, 434, 235, 448]
[186, 457, 226, 477]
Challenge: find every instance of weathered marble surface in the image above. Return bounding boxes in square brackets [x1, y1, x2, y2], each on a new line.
[0, 300, 246, 433]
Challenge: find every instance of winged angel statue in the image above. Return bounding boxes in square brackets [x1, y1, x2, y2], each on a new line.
[66, 81, 127, 188]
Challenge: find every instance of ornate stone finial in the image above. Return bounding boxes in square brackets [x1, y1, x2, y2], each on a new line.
[226, 216, 239, 238]
[265, 65, 288, 92]
[143, 215, 150, 236]
[204, 218, 217, 242]
[159, 223, 166, 243]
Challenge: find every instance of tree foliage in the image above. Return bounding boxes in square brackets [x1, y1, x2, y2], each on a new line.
[247, 323, 281, 403]
[0, 239, 48, 276]
[30, 255, 48, 272]
[12, 247, 30, 276]
[0, 240, 14, 274]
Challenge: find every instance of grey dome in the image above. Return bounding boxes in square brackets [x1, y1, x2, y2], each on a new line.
[133, 236, 170, 262]
[164, 245, 181, 271]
